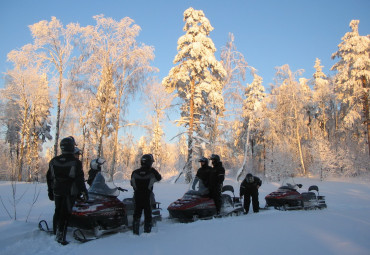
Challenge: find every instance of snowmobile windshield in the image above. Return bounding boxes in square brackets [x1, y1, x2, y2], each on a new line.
[88, 172, 119, 197]
[280, 177, 301, 190]
[189, 178, 209, 196]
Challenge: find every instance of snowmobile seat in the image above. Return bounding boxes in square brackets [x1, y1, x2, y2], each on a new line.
[222, 185, 235, 194]
[301, 192, 316, 201]
[308, 185, 319, 193]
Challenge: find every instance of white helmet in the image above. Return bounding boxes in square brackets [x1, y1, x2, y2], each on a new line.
[90, 158, 106, 170]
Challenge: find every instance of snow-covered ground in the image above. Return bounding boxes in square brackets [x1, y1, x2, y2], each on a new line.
[1, 176, 370, 255]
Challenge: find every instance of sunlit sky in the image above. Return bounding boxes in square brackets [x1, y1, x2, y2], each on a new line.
[1, 0, 369, 142]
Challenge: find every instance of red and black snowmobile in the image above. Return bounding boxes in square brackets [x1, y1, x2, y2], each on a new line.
[168, 181, 243, 222]
[68, 172, 161, 242]
[265, 179, 327, 210]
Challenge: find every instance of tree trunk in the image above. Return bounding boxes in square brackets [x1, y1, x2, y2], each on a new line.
[237, 123, 250, 181]
[53, 68, 63, 157]
[362, 76, 370, 157]
[185, 79, 195, 183]
[18, 86, 29, 181]
[110, 84, 123, 179]
[295, 118, 306, 175]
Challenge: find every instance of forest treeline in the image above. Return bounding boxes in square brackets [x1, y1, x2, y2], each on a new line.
[0, 8, 369, 182]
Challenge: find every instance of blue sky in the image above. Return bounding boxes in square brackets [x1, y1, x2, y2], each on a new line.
[1, 0, 369, 142]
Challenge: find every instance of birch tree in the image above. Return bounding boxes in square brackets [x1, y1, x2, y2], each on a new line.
[271, 65, 310, 176]
[144, 80, 174, 169]
[2, 44, 52, 181]
[29, 17, 78, 157]
[78, 15, 155, 177]
[162, 7, 226, 182]
[331, 20, 370, 156]
[237, 72, 265, 180]
[221, 33, 249, 116]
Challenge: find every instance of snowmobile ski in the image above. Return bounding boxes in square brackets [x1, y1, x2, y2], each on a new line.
[73, 229, 97, 243]
[72, 225, 130, 243]
[38, 220, 54, 235]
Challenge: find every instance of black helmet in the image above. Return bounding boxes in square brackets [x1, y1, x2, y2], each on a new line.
[141, 154, 154, 167]
[198, 156, 208, 165]
[60, 137, 75, 154]
[90, 158, 106, 170]
[210, 154, 220, 163]
[67, 136, 77, 146]
[246, 173, 254, 183]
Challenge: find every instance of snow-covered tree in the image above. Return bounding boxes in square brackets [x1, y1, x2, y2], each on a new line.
[312, 58, 332, 137]
[162, 7, 226, 183]
[331, 20, 370, 156]
[2, 44, 52, 181]
[221, 33, 249, 115]
[144, 79, 174, 170]
[78, 15, 155, 177]
[29, 17, 78, 157]
[269, 65, 311, 176]
[237, 72, 265, 180]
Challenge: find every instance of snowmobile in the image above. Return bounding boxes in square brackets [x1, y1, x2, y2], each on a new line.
[168, 180, 243, 222]
[66, 172, 161, 242]
[264, 179, 327, 211]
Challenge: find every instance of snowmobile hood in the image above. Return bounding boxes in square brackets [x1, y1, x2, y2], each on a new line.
[168, 190, 214, 211]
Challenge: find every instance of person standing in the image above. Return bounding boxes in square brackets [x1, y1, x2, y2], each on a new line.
[239, 173, 262, 214]
[131, 154, 162, 235]
[208, 154, 225, 215]
[87, 158, 106, 186]
[192, 156, 211, 194]
[46, 137, 88, 245]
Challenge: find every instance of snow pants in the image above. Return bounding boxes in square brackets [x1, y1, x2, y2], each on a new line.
[209, 189, 222, 214]
[133, 193, 152, 226]
[243, 188, 259, 213]
[53, 195, 75, 240]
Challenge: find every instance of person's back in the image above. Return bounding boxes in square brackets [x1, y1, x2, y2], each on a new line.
[46, 136, 87, 245]
[48, 154, 83, 197]
[131, 154, 162, 235]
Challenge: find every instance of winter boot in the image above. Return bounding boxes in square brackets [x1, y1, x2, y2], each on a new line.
[144, 221, 152, 233]
[55, 223, 69, 245]
[133, 220, 140, 235]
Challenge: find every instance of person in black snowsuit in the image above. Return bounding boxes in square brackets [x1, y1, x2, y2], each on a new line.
[130, 154, 162, 235]
[240, 173, 262, 214]
[46, 137, 88, 245]
[87, 158, 106, 186]
[208, 154, 225, 215]
[192, 156, 211, 194]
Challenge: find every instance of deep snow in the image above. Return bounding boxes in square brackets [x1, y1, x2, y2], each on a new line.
[1, 176, 370, 255]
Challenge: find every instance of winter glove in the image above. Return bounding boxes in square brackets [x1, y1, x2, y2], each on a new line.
[48, 192, 54, 201]
[81, 191, 88, 202]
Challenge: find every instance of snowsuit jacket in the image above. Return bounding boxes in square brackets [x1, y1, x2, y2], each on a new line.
[130, 166, 162, 196]
[208, 162, 225, 191]
[195, 165, 212, 187]
[239, 176, 262, 197]
[47, 153, 87, 198]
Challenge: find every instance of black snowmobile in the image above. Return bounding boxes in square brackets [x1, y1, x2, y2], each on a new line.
[168, 180, 243, 222]
[40, 172, 161, 242]
[265, 179, 327, 210]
